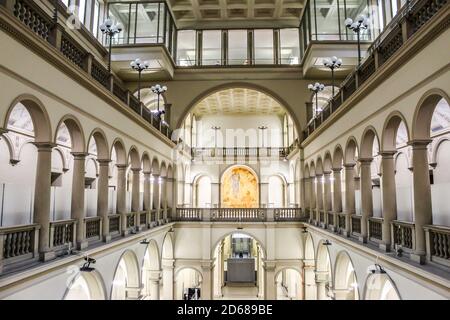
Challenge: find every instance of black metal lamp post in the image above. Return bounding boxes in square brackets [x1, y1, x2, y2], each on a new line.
[100, 18, 123, 72]
[323, 56, 342, 97]
[345, 15, 370, 66]
[130, 58, 150, 115]
[308, 82, 325, 118]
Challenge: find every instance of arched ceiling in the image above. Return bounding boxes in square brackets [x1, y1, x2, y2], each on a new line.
[192, 88, 285, 116]
[7, 103, 34, 135]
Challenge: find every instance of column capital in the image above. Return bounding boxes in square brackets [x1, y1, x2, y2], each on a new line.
[162, 258, 175, 268]
[131, 167, 142, 173]
[343, 163, 356, 168]
[97, 159, 111, 165]
[143, 171, 152, 175]
[71, 152, 89, 160]
[116, 164, 128, 169]
[378, 150, 396, 158]
[315, 271, 329, 282]
[332, 167, 342, 173]
[408, 139, 432, 149]
[358, 157, 373, 164]
[33, 142, 57, 151]
[323, 171, 332, 175]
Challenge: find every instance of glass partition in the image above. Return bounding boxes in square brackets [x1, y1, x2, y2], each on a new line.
[177, 30, 197, 66]
[202, 30, 222, 66]
[254, 29, 274, 64]
[228, 30, 248, 65]
[280, 28, 300, 65]
[107, 1, 176, 48]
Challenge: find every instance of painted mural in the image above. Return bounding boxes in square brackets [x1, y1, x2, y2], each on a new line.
[221, 166, 258, 208]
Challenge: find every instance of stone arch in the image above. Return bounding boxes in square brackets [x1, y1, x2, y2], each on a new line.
[128, 146, 141, 170]
[364, 272, 401, 300]
[316, 156, 324, 175]
[304, 232, 315, 260]
[64, 270, 107, 300]
[4, 94, 52, 143]
[162, 232, 174, 260]
[431, 136, 450, 164]
[323, 152, 332, 173]
[54, 115, 86, 153]
[412, 89, 450, 140]
[160, 161, 167, 177]
[381, 111, 410, 152]
[309, 161, 316, 177]
[141, 152, 151, 173]
[151, 157, 160, 175]
[211, 230, 267, 258]
[111, 250, 141, 300]
[360, 126, 380, 159]
[344, 136, 359, 166]
[143, 239, 161, 271]
[87, 128, 109, 160]
[177, 82, 302, 135]
[111, 138, 127, 165]
[333, 251, 359, 300]
[304, 163, 310, 178]
[332, 144, 344, 169]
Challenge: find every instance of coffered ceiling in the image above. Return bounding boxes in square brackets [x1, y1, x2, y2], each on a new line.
[166, 0, 306, 29]
[192, 88, 285, 115]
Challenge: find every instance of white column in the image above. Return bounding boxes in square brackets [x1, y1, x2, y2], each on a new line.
[344, 164, 356, 235]
[71, 152, 88, 250]
[97, 160, 111, 242]
[380, 151, 397, 251]
[162, 259, 175, 300]
[359, 158, 373, 242]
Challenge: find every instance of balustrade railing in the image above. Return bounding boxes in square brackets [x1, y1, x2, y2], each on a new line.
[391, 220, 415, 251]
[1, 0, 174, 141]
[139, 211, 148, 228]
[302, 0, 447, 139]
[211, 208, 265, 222]
[0, 224, 40, 272]
[49, 219, 76, 253]
[337, 213, 346, 232]
[274, 208, 305, 221]
[368, 217, 383, 242]
[327, 212, 335, 229]
[85, 217, 102, 241]
[319, 210, 325, 225]
[150, 210, 157, 225]
[191, 147, 288, 160]
[351, 215, 362, 236]
[176, 208, 202, 221]
[108, 214, 121, 235]
[424, 225, 450, 267]
[125, 212, 136, 229]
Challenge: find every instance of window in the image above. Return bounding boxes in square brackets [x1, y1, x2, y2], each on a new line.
[135, 2, 160, 43]
[78, 0, 87, 25]
[228, 30, 247, 65]
[92, 0, 100, 37]
[177, 30, 197, 66]
[279, 29, 300, 65]
[202, 30, 222, 65]
[254, 29, 273, 64]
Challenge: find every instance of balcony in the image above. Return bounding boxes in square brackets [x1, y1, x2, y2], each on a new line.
[302, 0, 448, 141]
[0, 0, 175, 142]
[175, 207, 306, 223]
[191, 147, 289, 162]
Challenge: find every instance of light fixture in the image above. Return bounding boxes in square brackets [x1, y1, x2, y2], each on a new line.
[323, 239, 332, 246]
[150, 84, 168, 117]
[367, 263, 386, 274]
[80, 256, 96, 272]
[211, 126, 221, 149]
[323, 56, 342, 97]
[258, 125, 268, 148]
[345, 15, 370, 66]
[131, 58, 150, 115]
[140, 239, 150, 245]
[308, 82, 325, 118]
[100, 18, 123, 72]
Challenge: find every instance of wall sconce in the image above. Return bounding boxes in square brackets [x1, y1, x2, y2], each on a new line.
[80, 256, 96, 272]
[323, 239, 332, 246]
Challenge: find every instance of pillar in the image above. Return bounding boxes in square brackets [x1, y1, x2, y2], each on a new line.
[380, 151, 397, 252]
[166, 177, 174, 219]
[359, 158, 373, 242]
[344, 164, 356, 235]
[323, 171, 332, 213]
[131, 168, 141, 212]
[264, 261, 276, 300]
[152, 174, 161, 221]
[149, 271, 161, 300]
[332, 168, 342, 213]
[315, 271, 329, 300]
[33, 143, 55, 261]
[160, 176, 167, 221]
[116, 164, 128, 234]
[315, 173, 323, 223]
[410, 140, 432, 264]
[211, 182, 220, 207]
[303, 177, 310, 218]
[310, 175, 316, 222]
[143, 171, 151, 211]
[260, 182, 269, 207]
[162, 259, 175, 300]
[201, 262, 213, 300]
[303, 259, 316, 300]
[97, 160, 111, 242]
[71, 152, 88, 250]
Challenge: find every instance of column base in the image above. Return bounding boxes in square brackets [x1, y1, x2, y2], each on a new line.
[410, 252, 426, 265]
[379, 243, 391, 252]
[103, 234, 112, 243]
[122, 229, 130, 236]
[342, 230, 350, 237]
[77, 240, 89, 251]
[40, 250, 56, 262]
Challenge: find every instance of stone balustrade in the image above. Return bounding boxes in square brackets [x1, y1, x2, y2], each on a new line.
[351, 215, 362, 237]
[368, 217, 384, 243]
[424, 225, 450, 268]
[84, 217, 102, 242]
[391, 220, 415, 252]
[0, 223, 40, 273]
[49, 219, 76, 255]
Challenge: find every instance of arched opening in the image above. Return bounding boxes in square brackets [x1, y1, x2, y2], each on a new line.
[193, 175, 212, 207]
[275, 268, 302, 300]
[309, 85, 340, 120]
[64, 271, 106, 300]
[175, 268, 203, 300]
[221, 165, 259, 208]
[212, 232, 265, 300]
[333, 252, 359, 300]
[316, 240, 333, 300]
[303, 232, 316, 300]
[364, 273, 400, 300]
[161, 232, 175, 300]
[142, 240, 161, 300]
[332, 145, 344, 215]
[111, 250, 140, 300]
[268, 175, 286, 207]
[110, 139, 127, 215]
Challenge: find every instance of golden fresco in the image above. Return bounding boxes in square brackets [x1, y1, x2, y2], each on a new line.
[221, 166, 259, 208]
